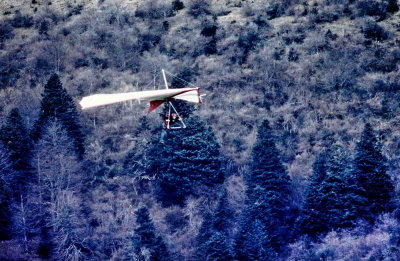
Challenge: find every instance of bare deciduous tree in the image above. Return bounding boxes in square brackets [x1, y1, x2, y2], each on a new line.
[34, 120, 87, 260]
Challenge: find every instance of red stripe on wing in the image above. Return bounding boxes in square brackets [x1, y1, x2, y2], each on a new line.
[148, 100, 165, 113]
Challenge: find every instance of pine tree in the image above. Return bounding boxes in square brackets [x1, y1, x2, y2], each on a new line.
[123, 136, 170, 194]
[195, 189, 234, 261]
[0, 108, 33, 195]
[37, 225, 55, 259]
[32, 74, 84, 158]
[387, 0, 399, 13]
[352, 123, 394, 221]
[197, 232, 232, 261]
[0, 186, 12, 241]
[295, 151, 329, 238]
[297, 144, 368, 237]
[239, 120, 292, 253]
[154, 116, 225, 206]
[0, 144, 13, 240]
[213, 188, 234, 234]
[234, 216, 277, 261]
[322, 144, 367, 229]
[313, 144, 351, 231]
[131, 207, 171, 261]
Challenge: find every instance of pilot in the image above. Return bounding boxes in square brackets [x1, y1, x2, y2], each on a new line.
[160, 112, 170, 144]
[170, 113, 181, 127]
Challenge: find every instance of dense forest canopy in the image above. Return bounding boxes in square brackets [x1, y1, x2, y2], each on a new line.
[0, 0, 399, 260]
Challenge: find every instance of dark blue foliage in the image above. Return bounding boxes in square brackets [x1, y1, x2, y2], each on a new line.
[151, 116, 225, 206]
[352, 123, 394, 221]
[131, 207, 171, 261]
[37, 226, 55, 259]
[235, 120, 292, 258]
[0, 51, 24, 90]
[0, 108, 33, 195]
[296, 143, 367, 237]
[234, 217, 277, 261]
[0, 21, 14, 44]
[195, 189, 234, 261]
[32, 74, 85, 158]
[172, 0, 185, 11]
[198, 231, 232, 261]
[0, 145, 13, 241]
[9, 11, 34, 28]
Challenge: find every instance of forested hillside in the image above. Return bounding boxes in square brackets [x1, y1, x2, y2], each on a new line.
[0, 0, 399, 260]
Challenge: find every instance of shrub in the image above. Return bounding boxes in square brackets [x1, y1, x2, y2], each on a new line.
[241, 3, 256, 17]
[288, 48, 299, 62]
[36, 18, 51, 35]
[204, 39, 217, 55]
[361, 47, 399, 73]
[313, 8, 340, 23]
[187, 0, 211, 18]
[265, 0, 290, 19]
[0, 241, 26, 260]
[135, 0, 173, 19]
[172, 0, 185, 11]
[253, 15, 269, 27]
[92, 56, 109, 69]
[9, 11, 34, 28]
[139, 31, 162, 52]
[237, 23, 260, 63]
[67, 4, 84, 17]
[165, 210, 188, 233]
[373, 79, 400, 93]
[0, 52, 22, 90]
[387, 0, 399, 13]
[0, 22, 14, 43]
[360, 18, 389, 41]
[280, 24, 306, 45]
[201, 23, 218, 37]
[356, 0, 389, 18]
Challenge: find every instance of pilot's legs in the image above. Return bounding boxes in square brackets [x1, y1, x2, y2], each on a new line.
[160, 129, 167, 144]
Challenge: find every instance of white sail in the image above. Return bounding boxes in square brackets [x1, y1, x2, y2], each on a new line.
[79, 87, 200, 110]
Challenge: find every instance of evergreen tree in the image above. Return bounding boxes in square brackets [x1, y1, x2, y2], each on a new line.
[321, 144, 367, 229]
[32, 74, 85, 158]
[352, 123, 394, 221]
[311, 145, 349, 231]
[295, 151, 329, 238]
[234, 216, 277, 261]
[0, 144, 13, 240]
[213, 188, 234, 234]
[297, 144, 367, 238]
[0, 183, 12, 241]
[37, 225, 55, 259]
[197, 232, 232, 261]
[306, 145, 363, 233]
[131, 207, 171, 261]
[387, 0, 399, 13]
[237, 120, 292, 254]
[0, 108, 33, 194]
[123, 118, 167, 194]
[154, 116, 225, 206]
[195, 189, 234, 261]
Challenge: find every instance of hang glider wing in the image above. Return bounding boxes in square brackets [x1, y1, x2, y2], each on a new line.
[79, 87, 201, 112]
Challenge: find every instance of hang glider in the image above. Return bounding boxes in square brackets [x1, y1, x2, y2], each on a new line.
[79, 69, 202, 130]
[79, 87, 201, 113]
